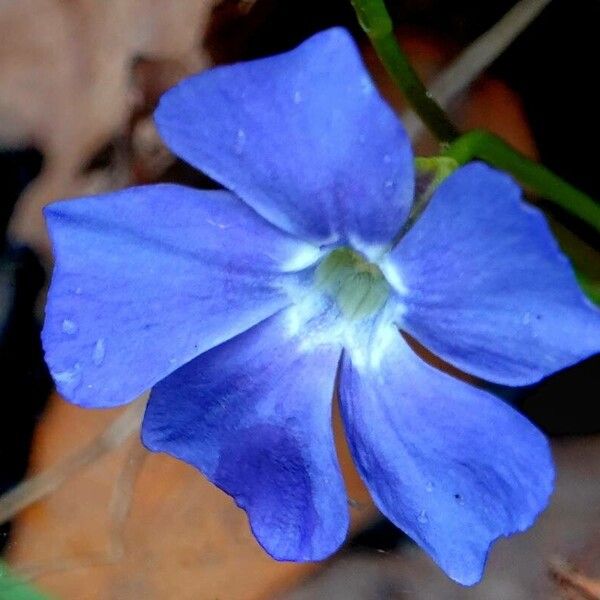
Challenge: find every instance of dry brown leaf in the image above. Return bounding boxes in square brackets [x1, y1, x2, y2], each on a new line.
[0, 0, 221, 257]
[5, 394, 375, 600]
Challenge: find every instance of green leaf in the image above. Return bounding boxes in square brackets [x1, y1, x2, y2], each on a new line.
[577, 273, 600, 305]
[0, 561, 55, 600]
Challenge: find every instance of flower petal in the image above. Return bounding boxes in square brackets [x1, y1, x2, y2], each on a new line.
[142, 308, 347, 561]
[339, 326, 553, 585]
[385, 162, 600, 385]
[155, 27, 414, 249]
[43, 184, 319, 408]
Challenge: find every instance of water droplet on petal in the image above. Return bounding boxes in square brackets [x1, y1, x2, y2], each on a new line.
[425, 481, 434, 493]
[62, 319, 78, 335]
[234, 129, 246, 155]
[169, 357, 177, 365]
[53, 363, 82, 390]
[92, 338, 106, 366]
[417, 510, 429, 524]
[360, 75, 373, 95]
[293, 90, 302, 104]
[383, 179, 396, 198]
[383, 179, 396, 196]
[454, 493, 465, 505]
[383, 154, 392, 164]
[75, 287, 83, 295]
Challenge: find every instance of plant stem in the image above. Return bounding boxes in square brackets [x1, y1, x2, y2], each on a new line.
[402, 0, 551, 140]
[349, 0, 458, 142]
[349, 0, 600, 233]
[444, 130, 600, 233]
[0, 400, 144, 525]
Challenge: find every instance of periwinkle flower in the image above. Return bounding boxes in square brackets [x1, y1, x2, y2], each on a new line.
[42, 28, 599, 585]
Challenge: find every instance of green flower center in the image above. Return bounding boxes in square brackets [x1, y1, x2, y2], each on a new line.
[314, 247, 390, 320]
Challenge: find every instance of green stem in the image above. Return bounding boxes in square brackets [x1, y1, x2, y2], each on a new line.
[349, 0, 458, 142]
[444, 130, 600, 233]
[349, 0, 600, 233]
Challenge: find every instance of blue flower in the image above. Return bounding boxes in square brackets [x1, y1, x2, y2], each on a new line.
[42, 28, 600, 585]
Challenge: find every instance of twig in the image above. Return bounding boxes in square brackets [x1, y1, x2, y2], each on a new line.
[11, 432, 148, 582]
[13, 553, 119, 583]
[550, 558, 600, 600]
[107, 439, 148, 560]
[350, 0, 458, 141]
[402, 0, 552, 140]
[0, 399, 145, 525]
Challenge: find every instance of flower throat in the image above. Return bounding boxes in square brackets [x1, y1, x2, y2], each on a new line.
[314, 247, 390, 320]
